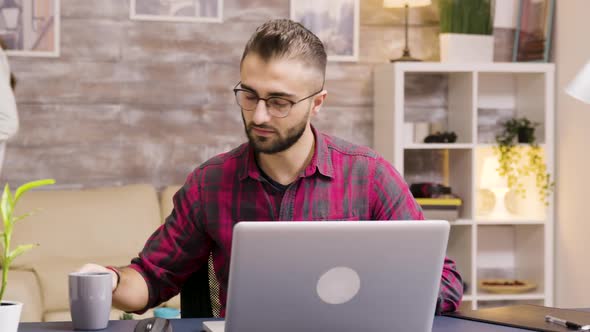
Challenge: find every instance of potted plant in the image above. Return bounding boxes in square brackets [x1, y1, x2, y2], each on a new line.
[0, 179, 55, 332]
[494, 117, 553, 206]
[439, 0, 494, 62]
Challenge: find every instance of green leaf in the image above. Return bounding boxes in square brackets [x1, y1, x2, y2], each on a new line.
[14, 179, 55, 205]
[13, 212, 35, 224]
[8, 244, 37, 261]
[1, 184, 12, 230]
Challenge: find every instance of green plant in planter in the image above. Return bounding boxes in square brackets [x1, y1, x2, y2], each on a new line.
[494, 117, 553, 205]
[0, 179, 55, 302]
[439, 0, 493, 35]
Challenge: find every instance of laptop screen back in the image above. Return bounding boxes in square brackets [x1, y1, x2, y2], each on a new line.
[224, 220, 450, 332]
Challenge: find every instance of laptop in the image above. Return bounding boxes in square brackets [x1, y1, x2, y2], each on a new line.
[203, 220, 450, 332]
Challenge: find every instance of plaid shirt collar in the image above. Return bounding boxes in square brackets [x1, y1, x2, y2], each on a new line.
[239, 125, 334, 182]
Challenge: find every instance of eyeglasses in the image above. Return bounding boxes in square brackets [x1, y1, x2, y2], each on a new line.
[233, 81, 324, 118]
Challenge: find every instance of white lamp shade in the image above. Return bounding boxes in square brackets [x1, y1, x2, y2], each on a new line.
[566, 60, 590, 104]
[383, 0, 432, 8]
[480, 157, 507, 189]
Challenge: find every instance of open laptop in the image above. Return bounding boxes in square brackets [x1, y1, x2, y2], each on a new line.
[203, 220, 450, 332]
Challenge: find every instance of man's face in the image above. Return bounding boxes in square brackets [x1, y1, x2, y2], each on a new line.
[238, 53, 325, 154]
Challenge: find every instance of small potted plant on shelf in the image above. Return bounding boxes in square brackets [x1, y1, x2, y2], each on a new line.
[439, 0, 494, 62]
[494, 117, 553, 206]
[0, 179, 55, 332]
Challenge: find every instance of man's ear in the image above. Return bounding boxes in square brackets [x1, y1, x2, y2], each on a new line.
[310, 91, 327, 116]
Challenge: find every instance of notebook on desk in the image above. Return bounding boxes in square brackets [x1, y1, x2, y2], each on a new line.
[202, 220, 450, 332]
[445, 304, 590, 332]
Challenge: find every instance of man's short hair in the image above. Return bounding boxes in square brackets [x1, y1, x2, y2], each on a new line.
[241, 19, 327, 82]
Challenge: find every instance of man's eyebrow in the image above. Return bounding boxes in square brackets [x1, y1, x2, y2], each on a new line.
[239, 83, 296, 98]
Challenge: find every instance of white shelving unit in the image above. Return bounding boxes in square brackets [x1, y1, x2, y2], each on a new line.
[373, 62, 555, 310]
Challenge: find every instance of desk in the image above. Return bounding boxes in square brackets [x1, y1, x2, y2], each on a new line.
[18, 316, 531, 332]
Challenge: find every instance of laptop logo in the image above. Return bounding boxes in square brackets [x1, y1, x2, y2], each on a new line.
[316, 267, 361, 305]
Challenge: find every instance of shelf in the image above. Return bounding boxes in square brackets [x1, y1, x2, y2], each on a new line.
[374, 62, 554, 308]
[392, 62, 554, 73]
[453, 219, 545, 225]
[404, 143, 474, 150]
[475, 219, 546, 225]
[477, 293, 545, 301]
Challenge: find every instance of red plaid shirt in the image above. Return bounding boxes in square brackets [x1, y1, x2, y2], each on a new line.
[130, 127, 463, 315]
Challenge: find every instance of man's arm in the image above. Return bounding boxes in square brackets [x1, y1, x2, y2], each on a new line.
[76, 173, 211, 313]
[370, 158, 464, 313]
[77, 264, 148, 312]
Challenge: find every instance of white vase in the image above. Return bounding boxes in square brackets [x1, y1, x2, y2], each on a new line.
[0, 301, 23, 332]
[439, 33, 494, 63]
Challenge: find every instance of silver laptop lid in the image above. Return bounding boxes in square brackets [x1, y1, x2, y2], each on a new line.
[224, 220, 450, 332]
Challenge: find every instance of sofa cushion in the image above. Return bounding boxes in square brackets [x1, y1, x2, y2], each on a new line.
[11, 184, 162, 268]
[31, 257, 131, 313]
[3, 269, 43, 322]
[160, 185, 182, 223]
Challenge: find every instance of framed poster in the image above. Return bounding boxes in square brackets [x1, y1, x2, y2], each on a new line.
[512, 0, 555, 62]
[131, 0, 223, 23]
[0, 0, 60, 57]
[290, 0, 360, 62]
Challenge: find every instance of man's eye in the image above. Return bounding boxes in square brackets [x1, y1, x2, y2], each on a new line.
[269, 98, 290, 107]
[243, 93, 258, 101]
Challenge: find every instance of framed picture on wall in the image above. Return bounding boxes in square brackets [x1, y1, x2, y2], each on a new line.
[131, 0, 223, 23]
[512, 0, 555, 62]
[290, 0, 360, 62]
[0, 0, 60, 57]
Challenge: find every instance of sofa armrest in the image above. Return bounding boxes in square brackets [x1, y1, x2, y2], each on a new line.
[3, 269, 43, 322]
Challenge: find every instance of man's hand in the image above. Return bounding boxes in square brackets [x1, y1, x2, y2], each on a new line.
[77, 263, 118, 291]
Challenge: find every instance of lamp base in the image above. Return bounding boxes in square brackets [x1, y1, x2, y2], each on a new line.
[390, 54, 422, 62]
[488, 188, 514, 219]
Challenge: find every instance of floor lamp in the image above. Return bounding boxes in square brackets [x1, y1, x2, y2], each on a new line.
[383, 0, 432, 62]
[566, 61, 590, 104]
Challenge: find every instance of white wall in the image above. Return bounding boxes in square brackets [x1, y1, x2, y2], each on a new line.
[555, 0, 590, 308]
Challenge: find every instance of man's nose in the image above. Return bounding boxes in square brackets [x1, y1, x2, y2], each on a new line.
[252, 99, 272, 124]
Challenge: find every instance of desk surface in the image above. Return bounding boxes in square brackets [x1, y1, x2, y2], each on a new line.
[19, 316, 531, 332]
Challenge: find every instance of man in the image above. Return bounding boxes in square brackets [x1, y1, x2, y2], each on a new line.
[0, 39, 19, 176]
[80, 19, 463, 316]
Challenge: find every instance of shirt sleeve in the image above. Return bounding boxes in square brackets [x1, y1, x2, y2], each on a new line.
[129, 170, 212, 313]
[370, 158, 464, 314]
[0, 47, 18, 141]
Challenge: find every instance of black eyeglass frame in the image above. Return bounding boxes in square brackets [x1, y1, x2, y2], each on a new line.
[233, 81, 324, 118]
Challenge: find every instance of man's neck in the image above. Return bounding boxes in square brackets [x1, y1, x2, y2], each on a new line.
[256, 127, 315, 186]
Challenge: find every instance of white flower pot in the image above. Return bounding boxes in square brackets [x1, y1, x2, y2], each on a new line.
[0, 301, 23, 332]
[439, 33, 494, 63]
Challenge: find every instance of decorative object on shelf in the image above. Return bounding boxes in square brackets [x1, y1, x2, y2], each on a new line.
[566, 60, 590, 104]
[513, 0, 555, 62]
[479, 279, 537, 294]
[439, 0, 494, 63]
[494, 117, 553, 205]
[382, 0, 432, 62]
[423, 131, 457, 143]
[410, 183, 462, 221]
[291, 0, 359, 62]
[480, 157, 513, 219]
[130, 0, 223, 23]
[0, 179, 55, 332]
[1, 0, 60, 57]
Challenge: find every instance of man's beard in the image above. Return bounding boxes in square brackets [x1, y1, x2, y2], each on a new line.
[242, 113, 308, 154]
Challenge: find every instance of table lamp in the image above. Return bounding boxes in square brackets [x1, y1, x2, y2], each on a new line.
[566, 60, 590, 104]
[480, 156, 512, 219]
[383, 0, 432, 62]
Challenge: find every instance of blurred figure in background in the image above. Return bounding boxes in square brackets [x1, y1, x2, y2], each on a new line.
[0, 38, 19, 177]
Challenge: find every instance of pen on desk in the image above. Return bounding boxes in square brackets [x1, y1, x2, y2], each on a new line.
[545, 315, 590, 330]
